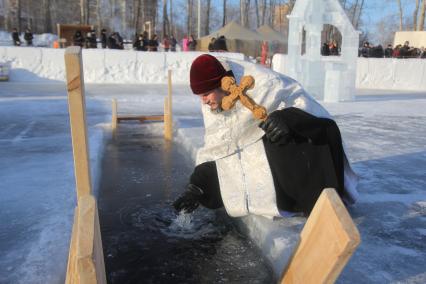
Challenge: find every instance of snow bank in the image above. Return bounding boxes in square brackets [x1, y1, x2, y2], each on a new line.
[272, 54, 426, 92]
[0, 46, 245, 83]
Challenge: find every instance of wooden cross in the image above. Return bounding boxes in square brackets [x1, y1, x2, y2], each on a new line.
[221, 76, 268, 121]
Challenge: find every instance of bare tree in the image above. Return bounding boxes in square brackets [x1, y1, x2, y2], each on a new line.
[418, 0, 426, 31]
[260, 0, 266, 26]
[44, 0, 51, 32]
[414, 0, 420, 30]
[187, 0, 193, 36]
[162, 0, 169, 37]
[254, 0, 259, 27]
[397, 0, 403, 30]
[355, 0, 365, 29]
[223, 0, 226, 26]
[204, 0, 211, 35]
[169, 0, 173, 34]
[240, 0, 245, 26]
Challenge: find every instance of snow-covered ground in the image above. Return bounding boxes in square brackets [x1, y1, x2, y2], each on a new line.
[0, 82, 424, 283]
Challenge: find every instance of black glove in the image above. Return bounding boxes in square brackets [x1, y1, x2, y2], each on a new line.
[172, 184, 204, 213]
[259, 110, 292, 144]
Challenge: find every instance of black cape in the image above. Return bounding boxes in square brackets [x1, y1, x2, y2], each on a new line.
[190, 107, 345, 215]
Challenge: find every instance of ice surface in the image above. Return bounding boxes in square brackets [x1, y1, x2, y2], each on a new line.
[285, 0, 359, 102]
[1, 79, 425, 282]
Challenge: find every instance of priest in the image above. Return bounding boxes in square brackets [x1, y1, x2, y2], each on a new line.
[173, 54, 358, 217]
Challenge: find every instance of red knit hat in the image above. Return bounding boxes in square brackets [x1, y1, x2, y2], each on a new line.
[190, 54, 227, 94]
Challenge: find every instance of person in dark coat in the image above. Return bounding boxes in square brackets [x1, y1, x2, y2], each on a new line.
[170, 35, 177, 52]
[133, 34, 145, 51]
[101, 29, 108, 48]
[88, 30, 97, 48]
[384, 44, 393, 58]
[24, 28, 33, 46]
[321, 42, 330, 56]
[213, 35, 227, 51]
[73, 30, 84, 47]
[148, 34, 159, 51]
[360, 41, 370, 57]
[11, 28, 21, 46]
[208, 37, 216, 51]
[173, 54, 358, 217]
[116, 32, 124, 49]
[187, 34, 197, 51]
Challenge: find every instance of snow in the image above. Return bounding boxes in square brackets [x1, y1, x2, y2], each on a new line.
[0, 49, 425, 283]
[0, 46, 245, 84]
[273, 54, 426, 92]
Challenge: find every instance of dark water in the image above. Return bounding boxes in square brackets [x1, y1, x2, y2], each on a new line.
[98, 123, 273, 284]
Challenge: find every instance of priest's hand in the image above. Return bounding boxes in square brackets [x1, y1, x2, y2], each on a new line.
[259, 110, 292, 144]
[172, 184, 204, 213]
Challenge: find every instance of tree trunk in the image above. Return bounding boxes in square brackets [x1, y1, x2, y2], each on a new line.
[80, 0, 85, 24]
[121, 0, 126, 35]
[187, 0, 192, 36]
[134, 0, 141, 32]
[260, 0, 266, 26]
[169, 0, 174, 35]
[204, 0, 211, 35]
[110, 0, 115, 18]
[223, 0, 226, 26]
[270, 0, 275, 27]
[44, 0, 51, 32]
[355, 0, 364, 29]
[397, 0, 403, 30]
[96, 0, 102, 30]
[245, 0, 251, 28]
[419, 0, 426, 31]
[254, 0, 259, 27]
[240, 0, 245, 26]
[414, 0, 420, 30]
[163, 0, 169, 37]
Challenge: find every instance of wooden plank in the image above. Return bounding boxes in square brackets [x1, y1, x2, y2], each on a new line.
[164, 69, 173, 140]
[117, 115, 164, 122]
[65, 208, 78, 284]
[111, 99, 117, 133]
[281, 188, 361, 284]
[73, 195, 107, 284]
[64, 46, 92, 198]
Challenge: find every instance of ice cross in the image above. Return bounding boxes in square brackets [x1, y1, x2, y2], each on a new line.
[220, 76, 268, 121]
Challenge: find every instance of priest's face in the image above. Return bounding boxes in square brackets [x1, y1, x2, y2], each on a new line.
[198, 88, 226, 112]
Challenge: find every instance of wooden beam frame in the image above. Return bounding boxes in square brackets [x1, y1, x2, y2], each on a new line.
[281, 188, 361, 284]
[64, 46, 106, 284]
[65, 46, 92, 198]
[164, 70, 173, 140]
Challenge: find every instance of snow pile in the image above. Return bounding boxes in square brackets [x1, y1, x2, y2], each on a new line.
[0, 46, 244, 83]
[272, 54, 426, 92]
[0, 31, 57, 47]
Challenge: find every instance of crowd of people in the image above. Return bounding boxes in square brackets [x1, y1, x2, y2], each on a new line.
[359, 41, 426, 58]
[321, 40, 340, 56]
[207, 35, 228, 52]
[11, 28, 34, 46]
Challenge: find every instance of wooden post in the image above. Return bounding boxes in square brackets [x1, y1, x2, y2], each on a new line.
[281, 188, 361, 284]
[64, 46, 107, 284]
[64, 46, 92, 198]
[164, 69, 173, 140]
[111, 99, 117, 134]
[65, 195, 107, 284]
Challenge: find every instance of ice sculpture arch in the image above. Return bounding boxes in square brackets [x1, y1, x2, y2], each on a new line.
[286, 0, 360, 102]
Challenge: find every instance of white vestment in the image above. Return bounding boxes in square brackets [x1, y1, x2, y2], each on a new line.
[196, 59, 359, 218]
